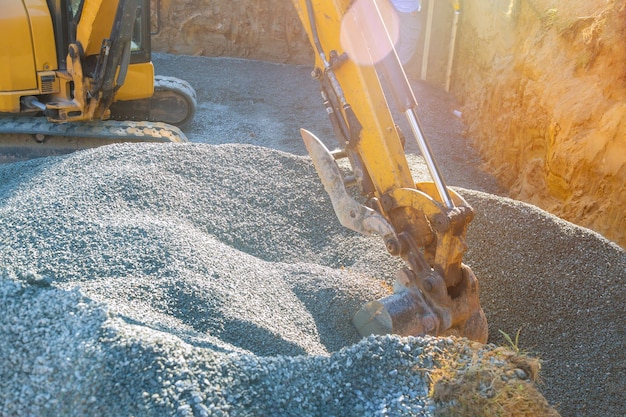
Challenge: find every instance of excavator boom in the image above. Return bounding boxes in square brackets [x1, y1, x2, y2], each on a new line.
[291, 0, 487, 342]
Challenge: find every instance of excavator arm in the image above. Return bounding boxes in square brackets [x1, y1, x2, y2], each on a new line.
[62, 0, 144, 121]
[291, 0, 488, 342]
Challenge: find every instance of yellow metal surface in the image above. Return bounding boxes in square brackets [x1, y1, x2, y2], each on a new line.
[23, 0, 58, 72]
[0, 0, 38, 94]
[291, 0, 470, 265]
[291, 0, 415, 197]
[0, 90, 34, 112]
[0, 0, 58, 112]
[64, 43, 98, 121]
[115, 62, 155, 101]
[76, 0, 120, 57]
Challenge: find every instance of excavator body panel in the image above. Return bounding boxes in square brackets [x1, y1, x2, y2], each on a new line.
[0, 0, 59, 111]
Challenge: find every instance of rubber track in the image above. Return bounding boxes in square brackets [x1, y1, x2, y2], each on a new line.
[0, 116, 188, 162]
[152, 75, 197, 129]
[154, 75, 198, 104]
[0, 116, 188, 143]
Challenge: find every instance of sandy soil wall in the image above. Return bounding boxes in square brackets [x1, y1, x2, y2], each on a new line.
[150, 0, 625, 248]
[452, 0, 626, 248]
[150, 0, 312, 64]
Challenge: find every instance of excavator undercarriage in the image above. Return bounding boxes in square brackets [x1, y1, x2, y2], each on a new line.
[0, 116, 187, 162]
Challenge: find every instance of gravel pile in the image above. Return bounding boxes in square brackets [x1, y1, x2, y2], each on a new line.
[1, 142, 622, 416]
[150, 54, 624, 416]
[0, 143, 549, 416]
[462, 190, 626, 417]
[1, 55, 623, 416]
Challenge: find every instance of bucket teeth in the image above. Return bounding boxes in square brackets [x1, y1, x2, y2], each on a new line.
[300, 128, 397, 241]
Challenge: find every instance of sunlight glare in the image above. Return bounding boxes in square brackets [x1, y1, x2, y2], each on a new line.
[340, 0, 400, 66]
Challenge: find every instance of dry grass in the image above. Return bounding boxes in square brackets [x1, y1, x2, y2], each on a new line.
[427, 340, 560, 417]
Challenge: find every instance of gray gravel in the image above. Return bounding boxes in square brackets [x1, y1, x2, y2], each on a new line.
[462, 190, 626, 417]
[151, 53, 504, 196]
[0, 143, 511, 416]
[1, 55, 624, 417]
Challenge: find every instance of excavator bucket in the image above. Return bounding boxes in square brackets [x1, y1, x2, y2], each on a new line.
[353, 264, 488, 343]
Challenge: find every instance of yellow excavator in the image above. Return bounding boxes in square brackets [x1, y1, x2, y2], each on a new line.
[0, 0, 488, 343]
[294, 0, 487, 343]
[0, 0, 196, 160]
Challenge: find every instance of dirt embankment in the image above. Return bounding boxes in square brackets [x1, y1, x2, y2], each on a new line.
[452, 0, 626, 248]
[150, 0, 311, 64]
[150, 0, 626, 248]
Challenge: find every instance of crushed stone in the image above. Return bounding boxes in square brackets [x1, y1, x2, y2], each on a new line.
[1, 55, 624, 416]
[0, 143, 623, 416]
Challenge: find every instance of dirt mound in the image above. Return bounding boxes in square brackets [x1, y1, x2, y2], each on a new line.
[453, 0, 626, 248]
[151, 0, 311, 64]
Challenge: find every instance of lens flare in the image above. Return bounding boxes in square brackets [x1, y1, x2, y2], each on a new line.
[340, 0, 400, 66]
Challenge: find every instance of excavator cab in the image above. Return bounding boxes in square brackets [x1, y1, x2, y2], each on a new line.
[44, 0, 150, 70]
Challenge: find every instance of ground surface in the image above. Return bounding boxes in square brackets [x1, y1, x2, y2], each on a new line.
[0, 54, 623, 417]
[151, 54, 625, 417]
